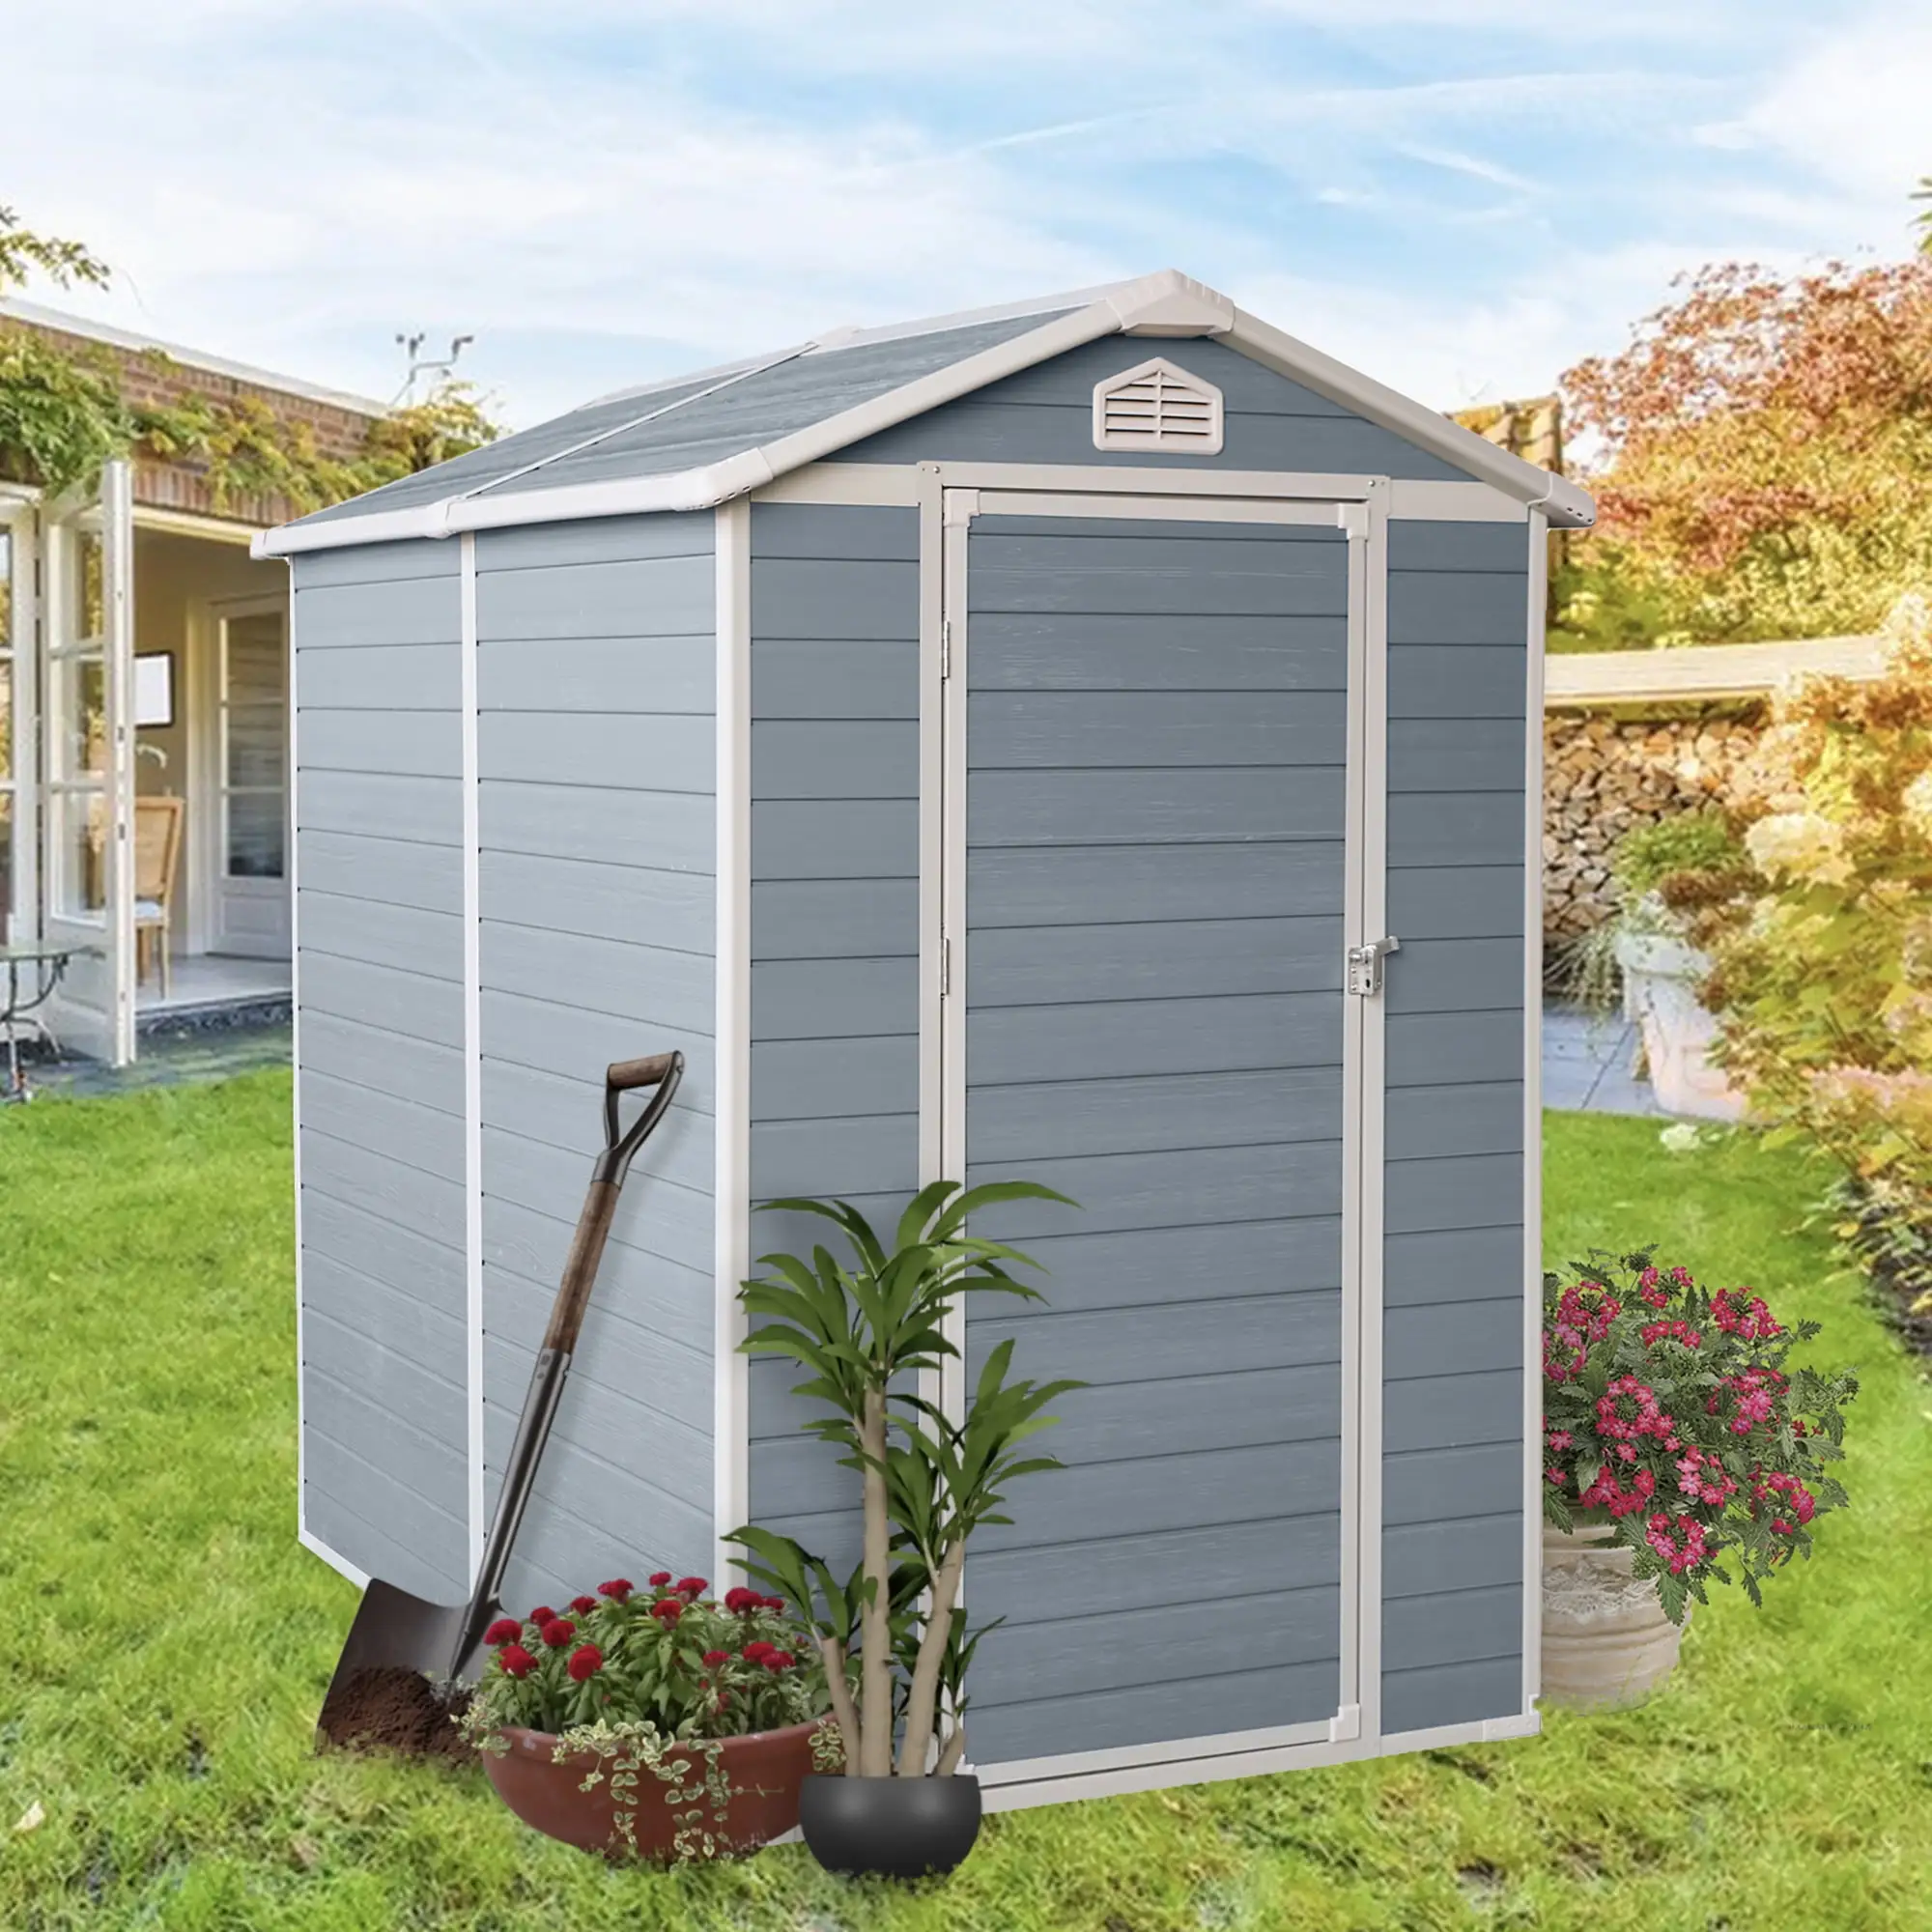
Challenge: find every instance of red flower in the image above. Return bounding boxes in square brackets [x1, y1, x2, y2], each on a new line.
[540, 1618, 577, 1648]
[567, 1643, 604, 1682]
[724, 1586, 760, 1613]
[569, 1595, 598, 1615]
[528, 1606, 556, 1627]
[499, 1644, 536, 1679]
[597, 1579, 634, 1602]
[761, 1596, 785, 1612]
[762, 1651, 795, 1672]
[650, 1599, 683, 1624]
[702, 1649, 730, 1667]
[647, 1571, 672, 1587]
[483, 1617, 523, 1647]
[676, 1576, 708, 1598]
[742, 1639, 774, 1661]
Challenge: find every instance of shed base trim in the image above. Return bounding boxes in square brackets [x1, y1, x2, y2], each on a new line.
[298, 1526, 371, 1593]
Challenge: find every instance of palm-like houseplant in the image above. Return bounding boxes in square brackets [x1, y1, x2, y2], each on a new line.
[726, 1179, 1079, 1876]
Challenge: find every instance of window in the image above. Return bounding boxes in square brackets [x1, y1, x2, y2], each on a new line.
[0, 523, 13, 942]
[1092, 356, 1225, 455]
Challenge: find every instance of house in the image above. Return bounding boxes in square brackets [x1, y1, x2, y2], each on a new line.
[260, 269, 1593, 1806]
[0, 297, 391, 1063]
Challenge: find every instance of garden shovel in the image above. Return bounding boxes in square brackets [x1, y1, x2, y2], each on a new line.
[314, 1051, 684, 1751]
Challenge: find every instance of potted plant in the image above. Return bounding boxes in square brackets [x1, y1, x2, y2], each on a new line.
[1596, 812, 1755, 1121]
[1541, 1248, 1859, 1709]
[460, 1575, 837, 1862]
[727, 1179, 1080, 1881]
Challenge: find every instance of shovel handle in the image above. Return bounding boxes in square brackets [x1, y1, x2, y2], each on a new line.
[608, 1053, 677, 1092]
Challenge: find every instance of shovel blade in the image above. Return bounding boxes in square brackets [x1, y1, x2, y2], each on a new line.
[317, 1577, 494, 1747]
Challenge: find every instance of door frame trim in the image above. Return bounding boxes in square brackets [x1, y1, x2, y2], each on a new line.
[930, 482, 1389, 1786]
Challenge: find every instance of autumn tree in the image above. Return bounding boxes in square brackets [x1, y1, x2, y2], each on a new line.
[1557, 254, 1932, 646]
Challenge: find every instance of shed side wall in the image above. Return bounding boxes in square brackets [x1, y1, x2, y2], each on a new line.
[1380, 516, 1530, 1734]
[293, 539, 469, 1601]
[474, 513, 718, 1611]
[832, 338, 1467, 479]
[744, 502, 923, 1576]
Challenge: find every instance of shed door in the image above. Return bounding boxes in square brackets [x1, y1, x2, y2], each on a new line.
[941, 490, 1374, 1782]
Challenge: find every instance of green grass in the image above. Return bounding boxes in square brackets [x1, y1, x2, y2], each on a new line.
[1, 1077, 1929, 1929]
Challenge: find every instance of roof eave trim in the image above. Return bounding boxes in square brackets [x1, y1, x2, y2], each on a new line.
[1225, 306, 1597, 527]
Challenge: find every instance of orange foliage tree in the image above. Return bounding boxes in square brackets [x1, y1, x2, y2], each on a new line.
[1558, 256, 1932, 645]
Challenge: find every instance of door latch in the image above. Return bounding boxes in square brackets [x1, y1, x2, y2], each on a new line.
[1347, 935, 1400, 997]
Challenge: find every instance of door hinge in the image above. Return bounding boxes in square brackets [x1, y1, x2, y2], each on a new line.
[1346, 935, 1400, 997]
[940, 618, 952, 680]
[938, 936, 952, 999]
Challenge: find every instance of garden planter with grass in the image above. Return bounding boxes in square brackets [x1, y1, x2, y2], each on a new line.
[1614, 924, 1747, 1122]
[1540, 1249, 1858, 1711]
[461, 1577, 838, 1863]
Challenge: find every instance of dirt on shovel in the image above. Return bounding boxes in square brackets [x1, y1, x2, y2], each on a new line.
[317, 1665, 476, 1763]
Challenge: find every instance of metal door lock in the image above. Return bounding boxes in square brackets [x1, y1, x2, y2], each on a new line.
[1347, 935, 1400, 997]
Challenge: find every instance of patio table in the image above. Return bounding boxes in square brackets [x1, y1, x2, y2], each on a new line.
[0, 941, 97, 1102]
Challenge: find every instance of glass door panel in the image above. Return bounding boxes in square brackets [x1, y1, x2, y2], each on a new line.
[213, 604, 291, 957]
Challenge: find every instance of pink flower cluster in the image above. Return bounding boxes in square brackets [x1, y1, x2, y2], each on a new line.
[1674, 1446, 1739, 1509]
[1644, 1512, 1710, 1575]
[1635, 1264, 1693, 1309]
[1707, 1366, 1787, 1436]
[1639, 1318, 1702, 1349]
[1595, 1375, 1683, 1463]
[1543, 1281, 1622, 1384]
[1750, 1469, 1817, 1536]
[1712, 1288, 1783, 1342]
[1578, 1462, 1657, 1518]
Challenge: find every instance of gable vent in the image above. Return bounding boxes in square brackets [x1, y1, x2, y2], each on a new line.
[1093, 356, 1225, 455]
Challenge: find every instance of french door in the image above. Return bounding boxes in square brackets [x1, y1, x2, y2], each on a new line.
[209, 598, 291, 956]
[41, 461, 136, 1065]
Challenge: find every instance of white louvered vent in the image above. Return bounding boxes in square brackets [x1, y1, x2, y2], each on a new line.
[1092, 356, 1225, 455]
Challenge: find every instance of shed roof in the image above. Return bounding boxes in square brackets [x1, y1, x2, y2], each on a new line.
[258, 270, 1595, 557]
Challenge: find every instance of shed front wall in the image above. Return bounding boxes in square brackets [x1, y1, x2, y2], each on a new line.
[293, 538, 469, 1601]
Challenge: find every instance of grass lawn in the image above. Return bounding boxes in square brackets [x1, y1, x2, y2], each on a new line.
[2, 1073, 1929, 1930]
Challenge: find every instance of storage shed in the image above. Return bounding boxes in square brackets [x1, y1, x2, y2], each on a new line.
[259, 270, 1593, 1809]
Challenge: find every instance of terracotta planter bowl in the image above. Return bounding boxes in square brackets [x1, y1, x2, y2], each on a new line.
[480, 1718, 823, 1862]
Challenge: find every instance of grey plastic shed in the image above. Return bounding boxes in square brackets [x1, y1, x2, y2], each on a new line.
[259, 270, 1592, 1810]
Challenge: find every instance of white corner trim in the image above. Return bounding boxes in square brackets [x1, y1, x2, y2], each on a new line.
[298, 1527, 372, 1592]
[286, 551, 307, 1557]
[750, 464, 922, 506]
[1386, 479, 1529, 524]
[1329, 1702, 1363, 1745]
[1105, 267, 1237, 337]
[712, 498, 753, 1587]
[1522, 508, 1548, 1719]
[1378, 1711, 1542, 1757]
[459, 532, 485, 1579]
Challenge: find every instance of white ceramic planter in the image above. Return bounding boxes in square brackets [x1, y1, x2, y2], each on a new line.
[1542, 1519, 1688, 1710]
[1612, 925, 1747, 1122]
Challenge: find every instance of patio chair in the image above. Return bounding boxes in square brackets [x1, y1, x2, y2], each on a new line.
[134, 796, 185, 999]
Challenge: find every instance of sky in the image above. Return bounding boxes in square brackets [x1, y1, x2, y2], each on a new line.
[2, 1, 1929, 432]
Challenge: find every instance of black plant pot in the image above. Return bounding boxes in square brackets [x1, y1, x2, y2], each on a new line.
[797, 1772, 982, 1879]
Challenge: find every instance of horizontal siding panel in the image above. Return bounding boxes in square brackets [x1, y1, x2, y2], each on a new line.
[478, 849, 714, 954]
[294, 575, 459, 648]
[1387, 718, 1527, 792]
[970, 768, 1343, 846]
[475, 554, 713, 640]
[748, 1113, 919, 1199]
[1384, 1441, 1520, 1525]
[1384, 1081, 1523, 1160]
[298, 889, 460, 982]
[976, 1292, 1342, 1386]
[298, 952, 463, 1050]
[481, 1058, 715, 1197]
[1385, 1152, 1525, 1236]
[298, 709, 459, 780]
[484, 1198, 712, 1359]
[294, 641, 456, 710]
[970, 991, 1343, 1086]
[972, 1437, 1343, 1553]
[750, 502, 918, 562]
[751, 880, 917, 958]
[970, 1140, 1344, 1238]
[749, 557, 918, 640]
[970, 1065, 1343, 1163]
[751, 721, 916, 800]
[968, 541, 1347, 617]
[971, 842, 1343, 926]
[479, 781, 715, 875]
[750, 800, 915, 881]
[1385, 1370, 1524, 1454]
[996, 1217, 1342, 1313]
[297, 770, 459, 844]
[481, 922, 713, 1035]
[302, 1249, 463, 1361]
[1384, 1226, 1527, 1309]
[293, 542, 458, 589]
[1386, 865, 1523, 941]
[970, 915, 1339, 1007]
[300, 1190, 464, 1317]
[476, 512, 711, 573]
[1385, 1513, 1524, 1600]
[1386, 1299, 1523, 1382]
[303, 1375, 465, 1503]
[1385, 1584, 1522, 1671]
[1386, 1010, 1524, 1088]
[478, 991, 715, 1112]
[963, 345, 1355, 417]
[479, 634, 712, 715]
[481, 711, 712, 794]
[303, 1482, 460, 1604]
[1387, 791, 1525, 869]
[969, 1662, 1340, 1768]
[1386, 646, 1525, 721]
[1387, 522, 1532, 574]
[303, 1306, 464, 1438]
[1381, 1656, 1521, 1736]
[297, 830, 463, 915]
[971, 1513, 1341, 1623]
[752, 957, 918, 1040]
[750, 1035, 917, 1122]
[969, 691, 1347, 769]
[1387, 571, 1529, 647]
[302, 1067, 465, 1184]
[300, 1009, 462, 1119]
[1384, 938, 1524, 1016]
[1029, 1362, 1341, 1467]
[752, 640, 917, 720]
[967, 611, 1350, 691]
